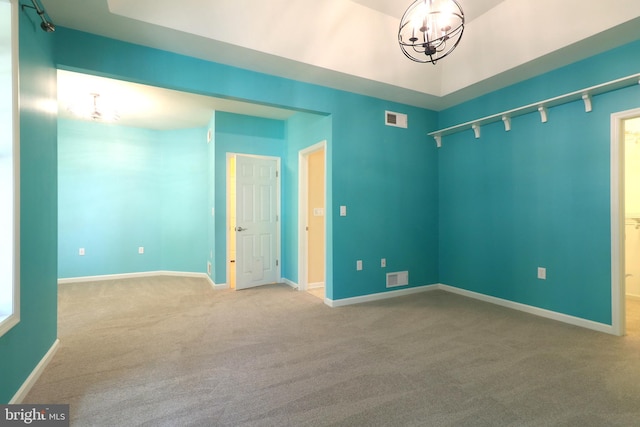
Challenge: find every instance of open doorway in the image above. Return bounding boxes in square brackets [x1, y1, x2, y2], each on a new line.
[612, 108, 640, 336]
[298, 141, 326, 300]
[623, 116, 640, 335]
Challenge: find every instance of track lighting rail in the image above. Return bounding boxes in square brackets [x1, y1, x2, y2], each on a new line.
[429, 73, 640, 147]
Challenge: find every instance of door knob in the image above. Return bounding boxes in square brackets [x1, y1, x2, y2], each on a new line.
[236, 226, 247, 232]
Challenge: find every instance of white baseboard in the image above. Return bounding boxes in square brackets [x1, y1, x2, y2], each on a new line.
[324, 283, 614, 334]
[438, 284, 614, 334]
[308, 282, 325, 289]
[58, 271, 232, 292]
[58, 271, 209, 285]
[326, 284, 439, 307]
[204, 275, 228, 290]
[10, 339, 60, 404]
[57, 273, 618, 334]
[627, 293, 640, 300]
[282, 278, 299, 290]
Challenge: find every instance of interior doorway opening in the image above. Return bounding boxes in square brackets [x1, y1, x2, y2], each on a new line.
[612, 108, 640, 336]
[623, 116, 640, 335]
[298, 141, 327, 300]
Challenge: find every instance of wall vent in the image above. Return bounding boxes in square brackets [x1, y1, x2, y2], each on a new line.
[385, 111, 408, 128]
[386, 271, 409, 288]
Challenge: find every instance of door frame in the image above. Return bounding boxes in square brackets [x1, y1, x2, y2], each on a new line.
[226, 153, 281, 290]
[298, 141, 327, 292]
[611, 107, 640, 336]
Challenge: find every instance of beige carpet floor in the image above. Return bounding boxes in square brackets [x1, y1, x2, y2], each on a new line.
[24, 277, 640, 426]
[307, 286, 325, 300]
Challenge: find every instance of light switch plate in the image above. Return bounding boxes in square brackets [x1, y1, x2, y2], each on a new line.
[340, 206, 347, 216]
[537, 267, 546, 280]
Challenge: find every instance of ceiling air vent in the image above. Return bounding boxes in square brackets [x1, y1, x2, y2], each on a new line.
[385, 111, 407, 128]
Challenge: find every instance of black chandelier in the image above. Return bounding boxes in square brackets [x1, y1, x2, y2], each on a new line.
[398, 0, 465, 64]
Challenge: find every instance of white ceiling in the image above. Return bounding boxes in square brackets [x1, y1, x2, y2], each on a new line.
[41, 0, 640, 129]
[57, 70, 296, 130]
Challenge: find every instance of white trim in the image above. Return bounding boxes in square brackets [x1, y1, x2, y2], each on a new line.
[282, 278, 299, 289]
[0, 313, 18, 337]
[298, 141, 327, 292]
[438, 285, 614, 334]
[627, 294, 640, 301]
[0, 0, 21, 339]
[297, 149, 308, 291]
[325, 284, 439, 307]
[10, 339, 60, 404]
[226, 152, 235, 289]
[308, 282, 324, 289]
[212, 282, 229, 290]
[611, 107, 640, 336]
[324, 283, 616, 334]
[58, 271, 212, 285]
[203, 274, 227, 290]
[11, 0, 19, 334]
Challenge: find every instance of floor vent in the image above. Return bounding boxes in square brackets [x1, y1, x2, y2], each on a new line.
[386, 271, 409, 288]
[385, 111, 408, 128]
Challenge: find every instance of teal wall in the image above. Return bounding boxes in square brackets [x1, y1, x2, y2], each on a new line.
[438, 39, 640, 324]
[160, 128, 208, 273]
[58, 119, 208, 278]
[0, 1, 58, 403]
[206, 113, 216, 281]
[213, 111, 286, 285]
[283, 112, 332, 294]
[330, 100, 439, 299]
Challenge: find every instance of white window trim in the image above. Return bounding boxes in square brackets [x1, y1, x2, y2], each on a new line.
[0, 0, 20, 337]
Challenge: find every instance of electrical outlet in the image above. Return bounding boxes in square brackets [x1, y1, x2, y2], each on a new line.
[356, 260, 363, 271]
[78, 248, 85, 256]
[537, 267, 546, 280]
[381, 258, 386, 268]
[138, 246, 144, 254]
[340, 206, 347, 216]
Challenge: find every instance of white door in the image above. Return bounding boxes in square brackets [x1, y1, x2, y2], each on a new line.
[235, 155, 279, 290]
